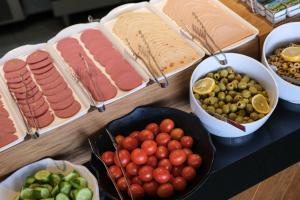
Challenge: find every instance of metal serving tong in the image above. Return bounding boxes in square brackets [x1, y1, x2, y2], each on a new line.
[88, 129, 134, 200]
[181, 12, 228, 65]
[125, 30, 169, 88]
[270, 64, 300, 86]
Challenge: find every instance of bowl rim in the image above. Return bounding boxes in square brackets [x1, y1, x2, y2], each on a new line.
[190, 53, 279, 130]
[262, 22, 300, 90]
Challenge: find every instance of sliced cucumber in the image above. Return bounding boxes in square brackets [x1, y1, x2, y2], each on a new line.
[24, 176, 36, 187]
[56, 193, 70, 200]
[70, 177, 87, 189]
[63, 171, 79, 182]
[59, 181, 72, 195]
[75, 188, 92, 200]
[20, 188, 34, 199]
[70, 189, 79, 200]
[51, 185, 60, 197]
[29, 183, 40, 188]
[34, 170, 51, 183]
[42, 184, 53, 192]
[32, 187, 50, 199]
[50, 173, 61, 186]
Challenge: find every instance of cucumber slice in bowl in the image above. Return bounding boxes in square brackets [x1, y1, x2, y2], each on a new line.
[34, 170, 51, 183]
[75, 188, 93, 200]
[56, 193, 70, 200]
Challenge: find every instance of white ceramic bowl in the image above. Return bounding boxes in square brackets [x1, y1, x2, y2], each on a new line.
[0, 158, 100, 200]
[262, 22, 300, 104]
[190, 53, 279, 138]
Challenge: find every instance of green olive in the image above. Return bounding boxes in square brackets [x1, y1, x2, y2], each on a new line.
[222, 104, 230, 114]
[238, 82, 248, 90]
[220, 69, 229, 78]
[241, 75, 250, 83]
[209, 92, 216, 97]
[237, 110, 246, 117]
[228, 74, 235, 81]
[203, 98, 210, 105]
[208, 97, 218, 105]
[207, 72, 214, 78]
[226, 83, 235, 91]
[249, 80, 256, 85]
[216, 108, 223, 115]
[249, 86, 258, 95]
[235, 74, 242, 81]
[258, 113, 265, 119]
[237, 100, 246, 109]
[219, 101, 225, 107]
[229, 113, 237, 120]
[207, 106, 215, 113]
[214, 102, 219, 109]
[243, 98, 249, 104]
[228, 91, 237, 97]
[225, 95, 233, 103]
[202, 104, 208, 110]
[220, 78, 228, 85]
[230, 103, 238, 113]
[219, 83, 226, 91]
[246, 104, 253, 113]
[218, 92, 226, 100]
[226, 67, 234, 74]
[250, 112, 258, 120]
[254, 84, 263, 91]
[234, 94, 243, 102]
[214, 85, 220, 93]
[214, 73, 221, 80]
[235, 116, 243, 123]
[242, 90, 251, 98]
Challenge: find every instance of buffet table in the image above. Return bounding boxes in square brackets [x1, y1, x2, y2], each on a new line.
[0, 0, 299, 199]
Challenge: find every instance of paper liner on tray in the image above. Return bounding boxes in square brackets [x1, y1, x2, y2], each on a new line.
[0, 44, 91, 136]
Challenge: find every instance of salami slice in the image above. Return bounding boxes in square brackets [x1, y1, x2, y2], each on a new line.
[30, 64, 54, 75]
[27, 50, 49, 64]
[23, 101, 49, 118]
[46, 88, 72, 103]
[29, 57, 53, 70]
[8, 81, 36, 93]
[27, 111, 54, 128]
[19, 98, 45, 113]
[4, 67, 28, 80]
[17, 91, 43, 105]
[43, 82, 68, 96]
[39, 77, 64, 91]
[7, 79, 34, 89]
[34, 67, 58, 80]
[54, 100, 81, 118]
[0, 134, 18, 148]
[3, 59, 26, 73]
[13, 87, 39, 100]
[6, 72, 31, 84]
[0, 108, 9, 117]
[35, 72, 61, 86]
[50, 95, 75, 111]
[57, 37, 80, 51]
[114, 72, 143, 91]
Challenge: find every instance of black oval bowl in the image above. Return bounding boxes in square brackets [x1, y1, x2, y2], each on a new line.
[89, 106, 215, 200]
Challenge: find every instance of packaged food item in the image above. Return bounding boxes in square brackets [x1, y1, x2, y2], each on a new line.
[265, 1, 287, 23]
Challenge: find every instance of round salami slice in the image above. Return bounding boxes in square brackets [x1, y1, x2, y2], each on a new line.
[4, 67, 28, 80]
[6, 73, 31, 84]
[13, 87, 39, 100]
[57, 37, 80, 51]
[39, 77, 64, 91]
[7, 79, 34, 89]
[114, 72, 143, 91]
[0, 134, 18, 148]
[43, 82, 68, 96]
[24, 101, 49, 118]
[54, 100, 81, 118]
[2, 125, 16, 135]
[46, 88, 72, 103]
[0, 118, 14, 127]
[50, 95, 74, 111]
[29, 57, 53, 70]
[0, 108, 9, 117]
[9, 81, 36, 93]
[31, 64, 54, 75]
[27, 50, 49, 64]
[17, 91, 43, 105]
[3, 59, 26, 73]
[35, 72, 61, 86]
[93, 49, 123, 66]
[33, 67, 58, 80]
[19, 98, 45, 113]
[27, 111, 54, 128]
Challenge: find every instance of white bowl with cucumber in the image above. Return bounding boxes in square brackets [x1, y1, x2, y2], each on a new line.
[0, 158, 99, 200]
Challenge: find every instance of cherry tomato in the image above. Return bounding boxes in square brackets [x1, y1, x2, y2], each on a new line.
[141, 140, 157, 155]
[169, 149, 187, 166]
[183, 148, 193, 157]
[128, 184, 145, 200]
[157, 183, 174, 198]
[146, 123, 159, 135]
[117, 177, 130, 192]
[153, 167, 171, 184]
[115, 135, 125, 145]
[172, 165, 184, 177]
[129, 131, 140, 141]
[122, 136, 138, 151]
[126, 162, 140, 176]
[155, 146, 169, 160]
[114, 149, 131, 167]
[131, 148, 148, 165]
[188, 154, 203, 168]
[160, 119, 175, 133]
[147, 156, 158, 168]
[138, 166, 154, 182]
[181, 136, 194, 149]
[101, 151, 114, 166]
[131, 176, 143, 186]
[108, 165, 122, 180]
[167, 140, 182, 152]
[170, 128, 184, 140]
[156, 133, 171, 146]
[143, 181, 159, 196]
[172, 177, 187, 192]
[138, 130, 154, 143]
[158, 159, 173, 172]
[181, 166, 196, 181]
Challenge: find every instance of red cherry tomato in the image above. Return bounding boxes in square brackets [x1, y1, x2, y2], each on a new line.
[153, 167, 171, 184]
[122, 136, 138, 151]
[169, 149, 187, 166]
[170, 128, 184, 140]
[131, 148, 148, 165]
[172, 177, 187, 192]
[131, 176, 143, 186]
[145, 123, 159, 135]
[183, 148, 193, 157]
[155, 146, 169, 160]
[157, 183, 174, 198]
[138, 130, 154, 143]
[114, 149, 131, 167]
[143, 181, 159, 196]
[167, 140, 182, 152]
[129, 131, 140, 141]
[128, 184, 145, 200]
[181, 136, 194, 149]
[101, 151, 114, 166]
[117, 177, 130, 192]
[138, 166, 154, 182]
[108, 165, 122, 180]
[126, 162, 140, 176]
[172, 165, 184, 177]
[115, 135, 125, 145]
[141, 140, 157, 155]
[188, 154, 203, 168]
[147, 156, 158, 168]
[156, 133, 171, 146]
[181, 166, 196, 181]
[159, 119, 175, 133]
[158, 159, 173, 172]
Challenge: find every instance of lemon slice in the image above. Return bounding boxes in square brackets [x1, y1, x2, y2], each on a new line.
[281, 46, 300, 62]
[193, 77, 215, 95]
[252, 94, 270, 114]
